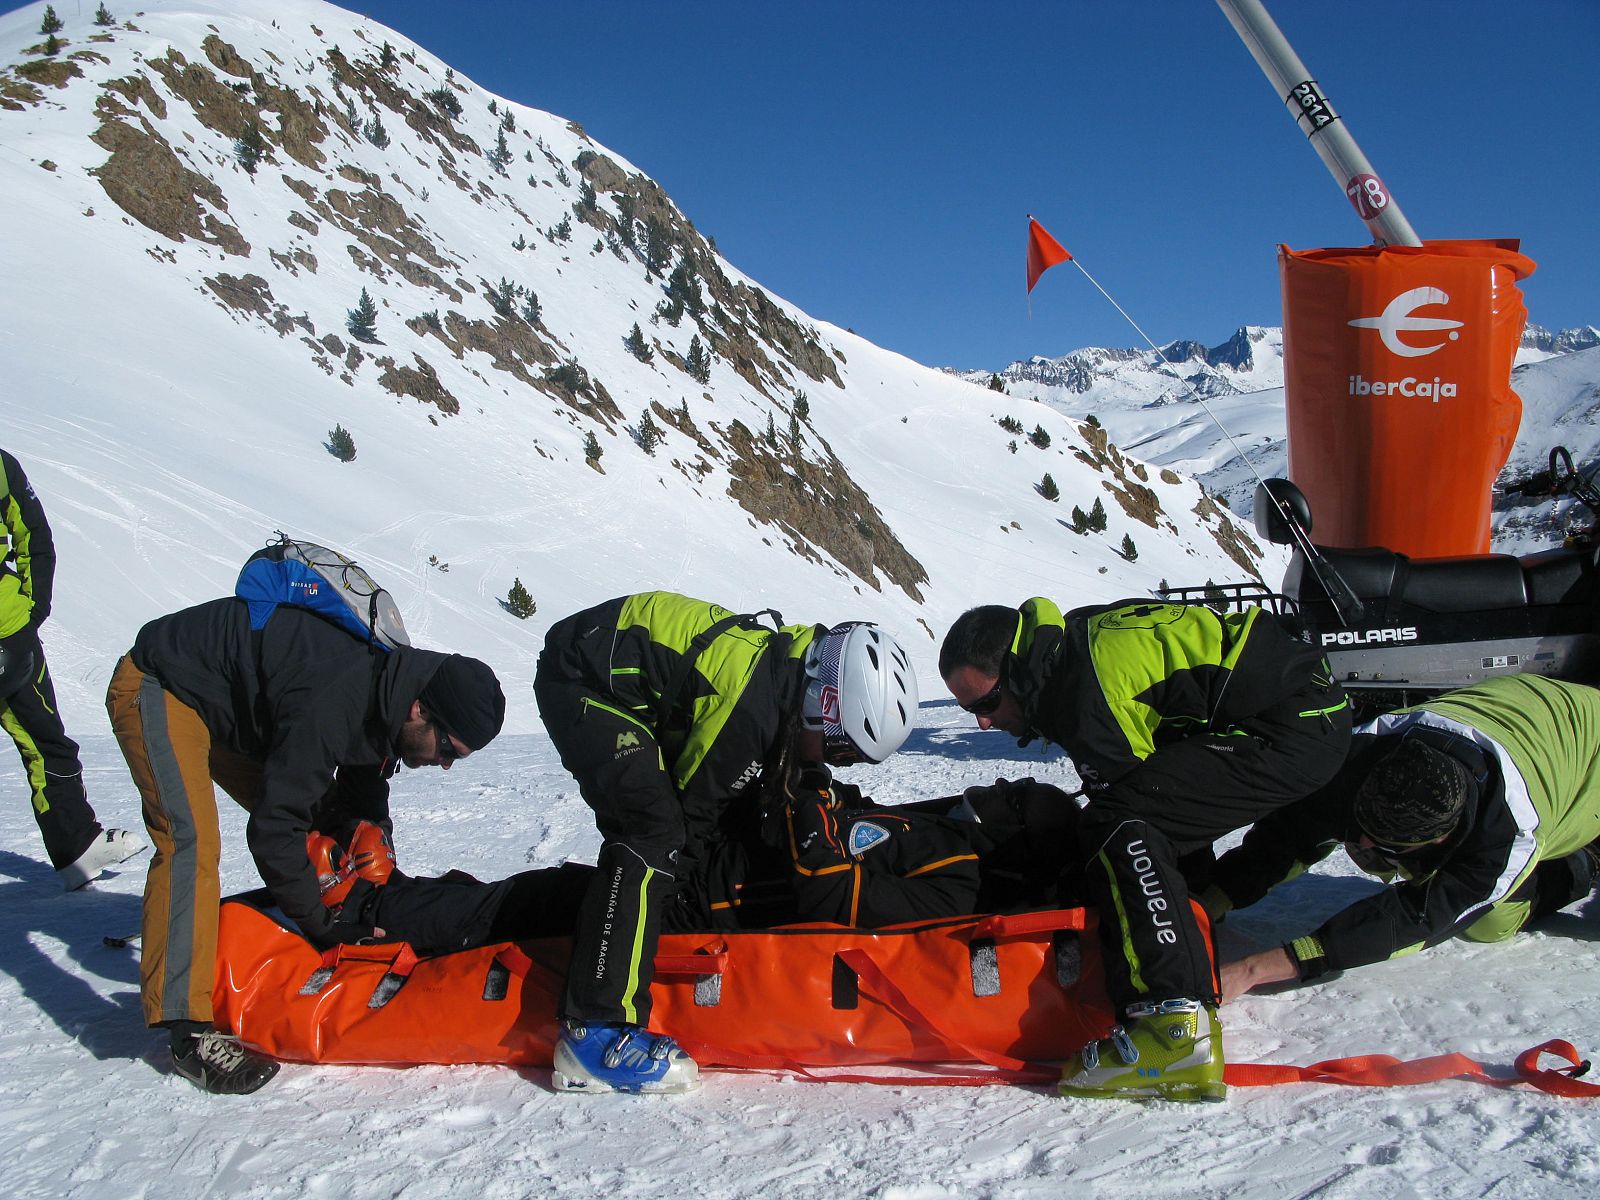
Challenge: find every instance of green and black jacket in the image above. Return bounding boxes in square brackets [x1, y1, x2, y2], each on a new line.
[0, 449, 55, 639]
[539, 591, 822, 813]
[1213, 675, 1600, 977]
[1004, 596, 1330, 789]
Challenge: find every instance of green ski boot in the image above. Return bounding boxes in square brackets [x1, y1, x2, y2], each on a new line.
[1059, 998, 1226, 1103]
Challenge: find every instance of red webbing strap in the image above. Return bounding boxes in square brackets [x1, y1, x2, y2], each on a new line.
[1226, 1038, 1600, 1098]
[651, 951, 730, 977]
[315, 938, 418, 971]
[491, 944, 729, 982]
[968, 909, 1088, 939]
[382, 942, 420, 979]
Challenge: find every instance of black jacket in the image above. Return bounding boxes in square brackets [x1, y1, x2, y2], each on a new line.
[1212, 729, 1519, 975]
[131, 597, 448, 933]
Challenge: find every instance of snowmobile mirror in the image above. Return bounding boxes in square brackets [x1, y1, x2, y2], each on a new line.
[1254, 478, 1312, 545]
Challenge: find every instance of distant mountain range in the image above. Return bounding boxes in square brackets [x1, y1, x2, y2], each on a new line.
[958, 326, 1600, 553]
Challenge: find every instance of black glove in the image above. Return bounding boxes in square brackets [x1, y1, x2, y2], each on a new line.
[297, 905, 387, 949]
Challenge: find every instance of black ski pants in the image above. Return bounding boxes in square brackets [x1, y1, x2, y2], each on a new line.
[2, 629, 103, 869]
[340, 862, 595, 957]
[1080, 680, 1352, 1014]
[534, 672, 700, 1028]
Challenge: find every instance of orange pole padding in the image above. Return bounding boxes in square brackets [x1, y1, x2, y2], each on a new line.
[1279, 239, 1535, 558]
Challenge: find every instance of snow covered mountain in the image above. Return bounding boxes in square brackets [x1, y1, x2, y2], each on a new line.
[967, 326, 1600, 551]
[6, 4, 1600, 1196]
[0, 0, 1272, 730]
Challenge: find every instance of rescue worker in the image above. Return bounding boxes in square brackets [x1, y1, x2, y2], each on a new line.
[940, 597, 1350, 1102]
[534, 591, 919, 1094]
[1, 448, 145, 888]
[106, 594, 505, 1095]
[1216, 675, 1600, 1000]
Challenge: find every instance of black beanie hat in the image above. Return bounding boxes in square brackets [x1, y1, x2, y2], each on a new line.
[419, 655, 505, 751]
[1354, 738, 1473, 848]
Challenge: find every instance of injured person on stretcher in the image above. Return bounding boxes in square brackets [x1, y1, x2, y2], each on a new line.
[301, 770, 1087, 958]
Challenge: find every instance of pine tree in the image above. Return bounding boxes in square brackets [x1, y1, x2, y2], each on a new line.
[500, 109, 515, 132]
[665, 260, 703, 315]
[764, 412, 779, 449]
[1038, 473, 1060, 501]
[643, 217, 673, 277]
[545, 358, 588, 394]
[551, 214, 572, 243]
[655, 293, 684, 327]
[1120, 533, 1138, 562]
[578, 180, 597, 212]
[94, 4, 116, 27]
[40, 5, 62, 34]
[582, 429, 603, 464]
[327, 424, 357, 462]
[1029, 424, 1052, 450]
[1068, 505, 1090, 534]
[988, 373, 1006, 393]
[484, 277, 515, 317]
[520, 291, 540, 325]
[1088, 497, 1108, 532]
[624, 322, 653, 363]
[380, 41, 396, 68]
[426, 86, 461, 119]
[43, 33, 61, 55]
[634, 409, 663, 456]
[999, 415, 1023, 434]
[363, 115, 389, 148]
[233, 123, 266, 174]
[788, 412, 802, 447]
[505, 578, 537, 620]
[793, 391, 810, 424]
[487, 128, 512, 172]
[346, 288, 378, 343]
[616, 194, 638, 250]
[686, 335, 711, 385]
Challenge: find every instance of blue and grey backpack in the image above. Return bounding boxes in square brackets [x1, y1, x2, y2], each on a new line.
[235, 533, 411, 650]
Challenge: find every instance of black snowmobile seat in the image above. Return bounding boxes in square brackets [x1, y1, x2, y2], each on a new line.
[1287, 546, 1530, 615]
[1520, 545, 1600, 607]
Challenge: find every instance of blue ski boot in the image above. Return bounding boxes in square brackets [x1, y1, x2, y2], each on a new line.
[551, 1020, 700, 1094]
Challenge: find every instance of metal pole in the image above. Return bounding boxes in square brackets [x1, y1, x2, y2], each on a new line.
[1216, 0, 1422, 247]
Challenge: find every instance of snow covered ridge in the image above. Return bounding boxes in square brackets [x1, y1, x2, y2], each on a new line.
[0, 0, 1272, 728]
[958, 327, 1600, 547]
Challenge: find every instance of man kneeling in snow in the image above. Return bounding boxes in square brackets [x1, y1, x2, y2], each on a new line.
[1216, 676, 1600, 1001]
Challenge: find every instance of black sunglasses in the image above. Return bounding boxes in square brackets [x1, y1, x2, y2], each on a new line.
[961, 677, 1006, 717]
[431, 718, 461, 763]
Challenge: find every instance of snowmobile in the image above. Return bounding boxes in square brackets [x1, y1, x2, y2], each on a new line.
[1163, 447, 1600, 716]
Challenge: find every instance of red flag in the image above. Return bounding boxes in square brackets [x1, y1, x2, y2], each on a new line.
[1026, 216, 1071, 293]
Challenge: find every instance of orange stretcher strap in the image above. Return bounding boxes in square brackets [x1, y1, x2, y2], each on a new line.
[706, 1039, 1600, 1096]
[1226, 1038, 1600, 1098]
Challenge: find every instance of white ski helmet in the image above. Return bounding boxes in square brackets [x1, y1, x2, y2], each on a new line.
[804, 622, 919, 764]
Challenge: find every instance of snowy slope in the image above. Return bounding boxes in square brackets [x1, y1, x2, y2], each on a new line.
[2, 3, 1600, 1198]
[0, 0, 1272, 733]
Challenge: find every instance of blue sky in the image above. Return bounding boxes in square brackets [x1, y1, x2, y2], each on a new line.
[21, 0, 1600, 370]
